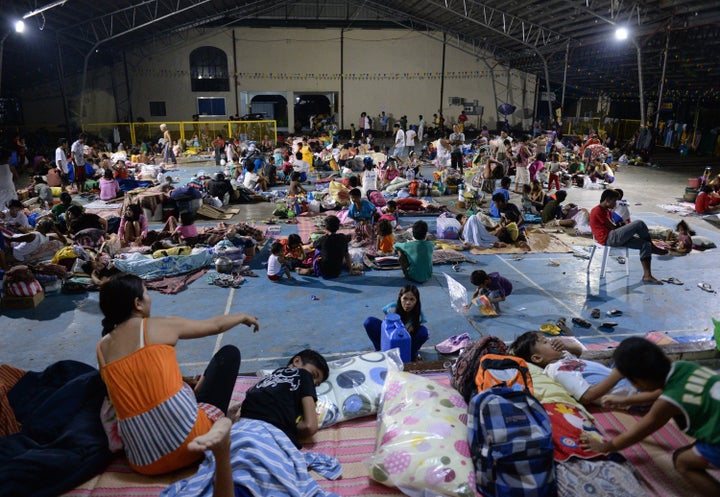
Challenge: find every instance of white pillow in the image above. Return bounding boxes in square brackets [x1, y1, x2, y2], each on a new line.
[692, 235, 716, 250]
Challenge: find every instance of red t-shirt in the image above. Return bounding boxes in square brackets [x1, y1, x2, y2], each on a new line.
[696, 192, 710, 214]
[589, 205, 612, 245]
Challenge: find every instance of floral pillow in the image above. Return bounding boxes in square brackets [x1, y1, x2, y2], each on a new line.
[367, 369, 476, 497]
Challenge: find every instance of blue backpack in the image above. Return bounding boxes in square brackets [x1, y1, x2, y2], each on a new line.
[467, 386, 556, 497]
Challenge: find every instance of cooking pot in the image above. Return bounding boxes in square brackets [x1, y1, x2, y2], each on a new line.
[214, 256, 233, 273]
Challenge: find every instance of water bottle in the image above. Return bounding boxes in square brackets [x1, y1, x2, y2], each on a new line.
[381, 313, 411, 363]
[458, 181, 465, 202]
[308, 191, 314, 201]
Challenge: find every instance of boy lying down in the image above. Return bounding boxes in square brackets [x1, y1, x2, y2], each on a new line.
[510, 331, 660, 408]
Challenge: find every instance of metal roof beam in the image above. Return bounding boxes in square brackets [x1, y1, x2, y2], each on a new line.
[356, 0, 507, 61]
[58, 0, 212, 48]
[427, 0, 571, 50]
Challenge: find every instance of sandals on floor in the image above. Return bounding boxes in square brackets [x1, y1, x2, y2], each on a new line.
[572, 317, 593, 328]
[698, 282, 716, 293]
[435, 332, 472, 354]
[540, 323, 561, 336]
[590, 308, 601, 319]
[662, 277, 684, 285]
[600, 322, 618, 330]
[606, 309, 623, 317]
[616, 256, 626, 264]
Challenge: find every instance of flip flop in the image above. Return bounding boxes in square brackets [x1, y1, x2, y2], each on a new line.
[606, 309, 623, 316]
[590, 308, 601, 319]
[661, 277, 684, 285]
[540, 323, 561, 336]
[616, 256, 626, 264]
[600, 321, 618, 329]
[572, 317, 593, 328]
[698, 282, 716, 293]
[435, 332, 472, 354]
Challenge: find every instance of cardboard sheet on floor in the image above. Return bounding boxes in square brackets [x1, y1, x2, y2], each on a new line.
[195, 204, 239, 220]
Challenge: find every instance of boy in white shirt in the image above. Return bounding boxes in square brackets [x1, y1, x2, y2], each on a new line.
[510, 331, 660, 407]
[267, 241, 295, 282]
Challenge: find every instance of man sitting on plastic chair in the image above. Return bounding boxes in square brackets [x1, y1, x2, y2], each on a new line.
[589, 189, 667, 284]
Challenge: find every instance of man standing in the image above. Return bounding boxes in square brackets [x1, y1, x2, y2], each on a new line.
[392, 123, 406, 158]
[589, 189, 666, 284]
[380, 111, 388, 138]
[405, 126, 417, 155]
[449, 124, 465, 174]
[55, 138, 69, 186]
[70, 133, 87, 194]
[160, 124, 177, 165]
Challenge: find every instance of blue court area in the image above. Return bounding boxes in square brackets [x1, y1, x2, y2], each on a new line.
[2, 165, 719, 375]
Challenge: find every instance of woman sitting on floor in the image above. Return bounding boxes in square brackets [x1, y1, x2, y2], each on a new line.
[118, 204, 148, 247]
[96, 273, 259, 476]
[363, 285, 429, 361]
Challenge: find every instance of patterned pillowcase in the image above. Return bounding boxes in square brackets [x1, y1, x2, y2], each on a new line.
[368, 369, 476, 497]
[258, 349, 403, 429]
[315, 349, 402, 428]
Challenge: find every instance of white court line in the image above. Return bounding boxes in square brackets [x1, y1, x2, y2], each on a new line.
[210, 287, 235, 357]
[495, 254, 613, 342]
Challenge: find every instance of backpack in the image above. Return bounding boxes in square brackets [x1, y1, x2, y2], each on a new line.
[450, 336, 508, 402]
[475, 354, 534, 394]
[468, 387, 557, 497]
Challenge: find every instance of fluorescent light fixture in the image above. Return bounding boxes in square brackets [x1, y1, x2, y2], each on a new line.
[14, 20, 25, 33]
[23, 0, 68, 20]
[615, 27, 629, 41]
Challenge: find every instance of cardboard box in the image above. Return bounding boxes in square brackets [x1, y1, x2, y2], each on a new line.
[2, 291, 45, 309]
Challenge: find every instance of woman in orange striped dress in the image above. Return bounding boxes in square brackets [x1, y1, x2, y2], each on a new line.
[96, 274, 259, 475]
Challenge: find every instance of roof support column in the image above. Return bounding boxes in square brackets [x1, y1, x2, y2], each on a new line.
[633, 39, 645, 127]
[654, 31, 670, 130]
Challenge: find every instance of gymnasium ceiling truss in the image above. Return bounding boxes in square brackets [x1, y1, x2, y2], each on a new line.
[2, 0, 719, 103]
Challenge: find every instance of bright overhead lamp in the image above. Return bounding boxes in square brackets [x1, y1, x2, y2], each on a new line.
[14, 20, 25, 33]
[615, 27, 629, 41]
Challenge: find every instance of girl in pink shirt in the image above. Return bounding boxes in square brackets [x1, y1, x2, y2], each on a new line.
[99, 169, 120, 200]
[174, 211, 198, 245]
[118, 204, 148, 246]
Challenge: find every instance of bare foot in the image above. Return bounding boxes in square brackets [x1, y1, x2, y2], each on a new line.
[188, 417, 232, 452]
[642, 276, 663, 285]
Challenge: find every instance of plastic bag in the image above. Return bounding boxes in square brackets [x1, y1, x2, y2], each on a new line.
[444, 273, 469, 314]
[436, 214, 461, 239]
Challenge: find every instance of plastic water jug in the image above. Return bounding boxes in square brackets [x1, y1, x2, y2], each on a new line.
[381, 313, 411, 363]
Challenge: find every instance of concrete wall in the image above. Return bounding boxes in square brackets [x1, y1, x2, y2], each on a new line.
[21, 27, 537, 132]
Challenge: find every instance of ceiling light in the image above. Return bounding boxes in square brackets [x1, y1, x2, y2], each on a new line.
[615, 27, 629, 41]
[15, 20, 25, 33]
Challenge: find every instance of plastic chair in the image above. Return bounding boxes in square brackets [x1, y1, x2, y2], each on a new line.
[586, 238, 630, 278]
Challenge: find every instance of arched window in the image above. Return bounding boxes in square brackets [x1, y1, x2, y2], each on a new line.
[189, 46, 229, 92]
